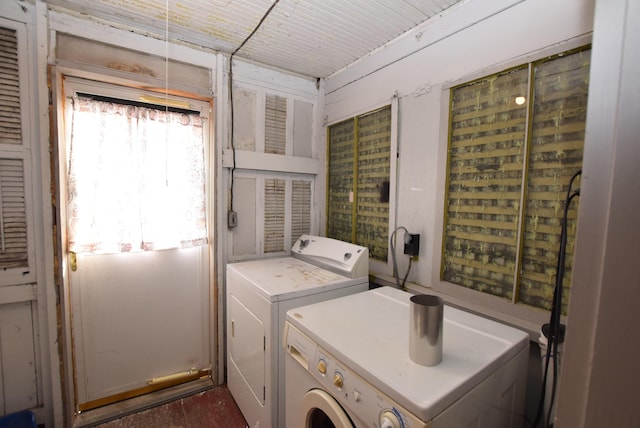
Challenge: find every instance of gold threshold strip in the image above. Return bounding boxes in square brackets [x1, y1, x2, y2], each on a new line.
[78, 369, 211, 412]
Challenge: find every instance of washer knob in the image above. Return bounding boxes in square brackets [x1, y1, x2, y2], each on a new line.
[317, 360, 327, 375]
[380, 410, 402, 428]
[333, 373, 344, 389]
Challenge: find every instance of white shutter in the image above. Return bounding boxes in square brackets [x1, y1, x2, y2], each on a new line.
[0, 158, 27, 269]
[0, 27, 21, 146]
[264, 178, 285, 253]
[291, 180, 311, 242]
[0, 24, 30, 277]
[265, 94, 286, 155]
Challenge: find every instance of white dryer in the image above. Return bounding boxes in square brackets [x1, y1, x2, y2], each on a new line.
[284, 286, 529, 428]
[226, 235, 369, 428]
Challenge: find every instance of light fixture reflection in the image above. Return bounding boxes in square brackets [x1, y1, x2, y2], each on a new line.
[515, 96, 526, 105]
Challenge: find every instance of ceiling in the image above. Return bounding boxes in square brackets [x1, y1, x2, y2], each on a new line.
[45, 0, 464, 78]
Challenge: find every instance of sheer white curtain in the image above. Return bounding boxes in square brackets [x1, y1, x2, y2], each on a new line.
[67, 96, 207, 253]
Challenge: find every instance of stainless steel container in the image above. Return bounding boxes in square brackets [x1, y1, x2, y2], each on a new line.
[409, 294, 444, 366]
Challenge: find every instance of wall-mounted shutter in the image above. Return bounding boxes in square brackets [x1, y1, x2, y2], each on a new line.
[0, 17, 38, 415]
[265, 94, 286, 155]
[0, 27, 21, 146]
[291, 180, 311, 241]
[0, 25, 29, 275]
[0, 158, 28, 269]
[264, 178, 285, 253]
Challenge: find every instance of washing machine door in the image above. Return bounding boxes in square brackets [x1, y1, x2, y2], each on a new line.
[301, 389, 355, 428]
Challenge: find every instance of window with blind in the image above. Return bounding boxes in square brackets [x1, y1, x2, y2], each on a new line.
[327, 105, 392, 262]
[0, 24, 32, 281]
[442, 47, 590, 312]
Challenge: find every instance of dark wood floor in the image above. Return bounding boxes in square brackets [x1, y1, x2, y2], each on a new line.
[95, 385, 247, 428]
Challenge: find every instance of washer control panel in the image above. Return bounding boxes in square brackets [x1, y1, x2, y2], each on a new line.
[285, 321, 423, 427]
[312, 344, 418, 427]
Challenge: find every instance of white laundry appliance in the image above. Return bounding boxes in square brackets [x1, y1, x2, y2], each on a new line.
[284, 286, 529, 428]
[226, 235, 369, 428]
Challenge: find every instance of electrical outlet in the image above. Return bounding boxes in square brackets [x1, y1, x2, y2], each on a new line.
[404, 233, 420, 257]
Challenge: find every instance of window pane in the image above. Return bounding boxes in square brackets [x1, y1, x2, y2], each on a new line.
[67, 97, 207, 253]
[356, 107, 391, 262]
[327, 119, 355, 243]
[443, 67, 529, 299]
[519, 48, 590, 311]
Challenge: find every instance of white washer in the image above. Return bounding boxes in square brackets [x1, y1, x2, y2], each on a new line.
[284, 286, 530, 428]
[226, 235, 369, 428]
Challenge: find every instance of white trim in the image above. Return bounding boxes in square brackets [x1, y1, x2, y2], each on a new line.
[214, 53, 227, 385]
[441, 33, 592, 91]
[230, 57, 318, 99]
[48, 9, 214, 69]
[222, 150, 321, 175]
[61, 76, 211, 116]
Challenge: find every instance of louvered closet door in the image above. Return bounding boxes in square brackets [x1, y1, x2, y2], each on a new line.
[0, 21, 39, 416]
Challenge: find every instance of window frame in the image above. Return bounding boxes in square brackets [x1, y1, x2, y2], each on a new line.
[325, 98, 398, 275]
[425, 38, 591, 336]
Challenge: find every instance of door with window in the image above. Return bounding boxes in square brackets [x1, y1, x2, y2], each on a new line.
[60, 78, 213, 410]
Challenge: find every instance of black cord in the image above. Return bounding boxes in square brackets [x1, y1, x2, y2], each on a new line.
[532, 170, 581, 428]
[227, 0, 281, 213]
[390, 226, 415, 290]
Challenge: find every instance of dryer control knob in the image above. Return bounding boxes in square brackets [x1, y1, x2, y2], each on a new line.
[380, 410, 402, 428]
[317, 360, 327, 374]
[333, 373, 344, 389]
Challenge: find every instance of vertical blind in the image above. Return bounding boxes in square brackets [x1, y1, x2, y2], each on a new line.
[443, 48, 590, 311]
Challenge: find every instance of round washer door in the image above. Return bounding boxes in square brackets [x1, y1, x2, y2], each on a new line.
[301, 389, 355, 428]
